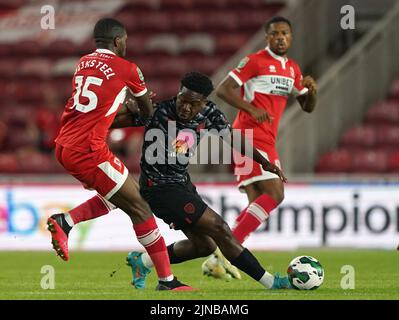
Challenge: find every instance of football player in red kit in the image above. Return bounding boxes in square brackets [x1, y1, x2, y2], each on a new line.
[204, 16, 317, 278]
[48, 18, 192, 291]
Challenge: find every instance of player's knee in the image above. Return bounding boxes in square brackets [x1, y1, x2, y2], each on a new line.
[211, 219, 234, 242]
[124, 201, 151, 222]
[196, 240, 217, 257]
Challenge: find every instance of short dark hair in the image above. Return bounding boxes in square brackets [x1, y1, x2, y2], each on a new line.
[181, 72, 214, 97]
[264, 16, 292, 33]
[93, 18, 126, 47]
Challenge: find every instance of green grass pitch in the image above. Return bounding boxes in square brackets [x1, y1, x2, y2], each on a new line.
[0, 250, 398, 300]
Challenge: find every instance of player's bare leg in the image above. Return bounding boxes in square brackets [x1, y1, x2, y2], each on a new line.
[47, 194, 114, 261]
[109, 174, 193, 291]
[204, 179, 283, 279]
[136, 207, 291, 289]
[232, 178, 283, 243]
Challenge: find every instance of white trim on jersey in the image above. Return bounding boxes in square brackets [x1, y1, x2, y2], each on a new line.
[97, 161, 129, 200]
[266, 46, 288, 70]
[292, 87, 309, 97]
[228, 71, 244, 86]
[132, 87, 148, 97]
[237, 149, 280, 191]
[105, 86, 127, 117]
[243, 75, 295, 102]
[95, 48, 116, 56]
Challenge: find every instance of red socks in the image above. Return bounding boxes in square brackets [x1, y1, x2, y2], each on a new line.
[133, 216, 173, 280]
[232, 194, 278, 244]
[67, 195, 115, 224]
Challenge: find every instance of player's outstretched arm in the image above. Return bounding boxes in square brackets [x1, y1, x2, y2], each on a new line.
[216, 76, 272, 123]
[297, 76, 317, 113]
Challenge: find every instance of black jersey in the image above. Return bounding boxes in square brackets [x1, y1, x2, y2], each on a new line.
[140, 97, 231, 185]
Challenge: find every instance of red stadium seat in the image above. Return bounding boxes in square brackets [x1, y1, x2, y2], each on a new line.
[388, 151, 399, 172]
[375, 125, 399, 147]
[315, 149, 353, 173]
[204, 13, 239, 31]
[126, 35, 150, 57]
[17, 151, 56, 173]
[160, 0, 193, 10]
[388, 79, 399, 99]
[215, 33, 250, 54]
[121, 0, 159, 11]
[13, 40, 43, 57]
[144, 34, 180, 56]
[340, 125, 377, 148]
[237, 10, 278, 30]
[192, 0, 226, 9]
[365, 100, 399, 125]
[136, 12, 171, 32]
[0, 59, 19, 79]
[188, 56, 225, 75]
[181, 33, 215, 56]
[352, 149, 389, 173]
[43, 39, 78, 58]
[0, 153, 18, 173]
[17, 59, 53, 79]
[170, 12, 204, 32]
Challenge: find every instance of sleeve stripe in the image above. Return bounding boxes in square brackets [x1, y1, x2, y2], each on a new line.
[228, 71, 243, 86]
[293, 87, 309, 97]
[132, 87, 148, 97]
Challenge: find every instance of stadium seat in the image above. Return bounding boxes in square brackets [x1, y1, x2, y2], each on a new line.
[315, 149, 353, 173]
[13, 40, 43, 57]
[181, 33, 215, 56]
[16, 151, 57, 173]
[17, 59, 53, 79]
[144, 34, 181, 56]
[388, 79, 399, 99]
[160, 0, 193, 10]
[340, 125, 377, 148]
[136, 12, 171, 32]
[387, 151, 399, 172]
[126, 35, 150, 57]
[170, 12, 203, 32]
[204, 13, 239, 31]
[43, 39, 78, 58]
[0, 59, 19, 79]
[0, 153, 18, 173]
[375, 125, 399, 147]
[352, 149, 389, 173]
[365, 100, 399, 125]
[215, 33, 250, 54]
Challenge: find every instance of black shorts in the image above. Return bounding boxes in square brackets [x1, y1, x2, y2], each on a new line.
[140, 178, 208, 230]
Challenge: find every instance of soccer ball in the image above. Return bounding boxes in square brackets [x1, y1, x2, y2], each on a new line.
[201, 256, 232, 281]
[287, 256, 324, 290]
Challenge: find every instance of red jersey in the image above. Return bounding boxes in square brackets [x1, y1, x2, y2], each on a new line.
[229, 47, 308, 149]
[55, 49, 147, 153]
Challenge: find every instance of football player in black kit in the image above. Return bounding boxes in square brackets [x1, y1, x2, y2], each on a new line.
[114, 71, 292, 290]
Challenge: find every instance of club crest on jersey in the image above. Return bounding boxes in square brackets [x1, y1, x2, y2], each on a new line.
[236, 57, 249, 71]
[290, 67, 295, 78]
[269, 65, 277, 73]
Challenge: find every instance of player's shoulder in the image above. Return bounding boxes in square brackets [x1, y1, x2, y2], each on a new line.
[153, 97, 176, 117]
[202, 100, 225, 118]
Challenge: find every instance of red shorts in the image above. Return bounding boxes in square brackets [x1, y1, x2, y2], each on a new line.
[55, 144, 128, 200]
[234, 145, 281, 192]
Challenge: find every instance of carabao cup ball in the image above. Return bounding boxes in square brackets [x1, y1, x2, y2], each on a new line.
[287, 256, 324, 290]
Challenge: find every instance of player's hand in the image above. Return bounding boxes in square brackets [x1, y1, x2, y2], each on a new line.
[261, 162, 287, 183]
[249, 107, 273, 124]
[302, 76, 317, 95]
[124, 96, 140, 115]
